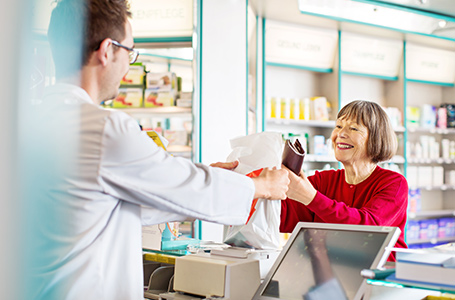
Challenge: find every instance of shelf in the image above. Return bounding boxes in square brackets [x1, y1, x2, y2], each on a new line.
[267, 118, 336, 128]
[406, 78, 455, 87]
[408, 210, 455, 220]
[114, 107, 192, 118]
[407, 158, 455, 164]
[341, 71, 398, 81]
[389, 155, 406, 164]
[409, 185, 455, 191]
[306, 154, 337, 163]
[407, 127, 455, 134]
[407, 236, 455, 245]
[266, 62, 333, 73]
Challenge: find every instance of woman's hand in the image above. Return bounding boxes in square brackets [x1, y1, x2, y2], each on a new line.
[209, 160, 239, 170]
[284, 165, 317, 205]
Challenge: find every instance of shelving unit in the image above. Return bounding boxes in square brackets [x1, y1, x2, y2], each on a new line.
[250, 0, 455, 247]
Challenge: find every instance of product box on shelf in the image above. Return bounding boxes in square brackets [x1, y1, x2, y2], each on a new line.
[432, 166, 444, 187]
[144, 89, 175, 107]
[417, 166, 432, 187]
[437, 106, 447, 129]
[163, 130, 188, 146]
[406, 220, 420, 242]
[146, 72, 177, 92]
[121, 64, 144, 86]
[310, 97, 329, 121]
[406, 106, 421, 128]
[313, 135, 326, 155]
[406, 166, 418, 188]
[420, 104, 437, 129]
[438, 218, 455, 238]
[419, 219, 438, 240]
[442, 104, 455, 128]
[407, 188, 421, 213]
[385, 107, 402, 129]
[112, 88, 143, 108]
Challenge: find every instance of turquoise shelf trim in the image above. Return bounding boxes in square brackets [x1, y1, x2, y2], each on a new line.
[338, 30, 342, 171]
[406, 79, 455, 87]
[299, 11, 455, 42]
[134, 36, 192, 44]
[262, 18, 266, 132]
[341, 71, 398, 81]
[138, 53, 192, 62]
[403, 41, 408, 245]
[266, 62, 333, 73]
[246, 0, 249, 136]
[354, 0, 455, 23]
[195, 0, 203, 241]
[256, 15, 260, 134]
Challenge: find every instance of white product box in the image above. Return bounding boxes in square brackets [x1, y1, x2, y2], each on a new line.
[406, 166, 418, 188]
[142, 224, 165, 251]
[432, 166, 444, 187]
[417, 166, 433, 187]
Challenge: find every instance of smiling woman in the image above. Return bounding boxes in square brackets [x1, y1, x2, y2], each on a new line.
[281, 100, 409, 261]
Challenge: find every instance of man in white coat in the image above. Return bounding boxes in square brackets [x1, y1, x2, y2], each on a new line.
[24, 0, 289, 299]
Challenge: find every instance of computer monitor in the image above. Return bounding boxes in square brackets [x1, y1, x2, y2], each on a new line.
[252, 222, 401, 300]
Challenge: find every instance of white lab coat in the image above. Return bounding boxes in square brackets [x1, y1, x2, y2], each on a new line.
[24, 83, 254, 300]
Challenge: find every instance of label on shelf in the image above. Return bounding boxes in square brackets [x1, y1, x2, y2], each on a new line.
[265, 20, 338, 69]
[406, 43, 455, 84]
[341, 32, 402, 78]
[130, 0, 193, 38]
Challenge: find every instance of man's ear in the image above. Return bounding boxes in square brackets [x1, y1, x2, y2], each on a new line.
[95, 38, 112, 67]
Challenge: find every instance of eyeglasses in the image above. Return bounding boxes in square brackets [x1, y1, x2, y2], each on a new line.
[111, 40, 139, 64]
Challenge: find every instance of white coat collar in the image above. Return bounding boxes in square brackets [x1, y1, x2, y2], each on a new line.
[44, 83, 94, 105]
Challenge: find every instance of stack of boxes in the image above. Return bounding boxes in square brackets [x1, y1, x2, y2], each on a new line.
[406, 217, 455, 248]
[111, 63, 189, 109]
[406, 188, 455, 248]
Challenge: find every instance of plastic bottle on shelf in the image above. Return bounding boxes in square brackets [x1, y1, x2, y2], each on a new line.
[302, 98, 310, 120]
[450, 141, 455, 159]
[154, 121, 163, 135]
[442, 139, 450, 159]
[292, 99, 300, 120]
[280, 98, 287, 119]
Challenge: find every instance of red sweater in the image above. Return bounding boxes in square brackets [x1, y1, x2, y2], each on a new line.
[280, 166, 408, 261]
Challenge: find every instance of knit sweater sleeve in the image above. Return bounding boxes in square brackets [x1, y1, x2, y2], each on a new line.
[307, 169, 408, 227]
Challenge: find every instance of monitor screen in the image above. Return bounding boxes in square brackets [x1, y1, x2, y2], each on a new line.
[254, 223, 400, 300]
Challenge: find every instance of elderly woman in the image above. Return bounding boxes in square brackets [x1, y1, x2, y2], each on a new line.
[281, 100, 408, 259]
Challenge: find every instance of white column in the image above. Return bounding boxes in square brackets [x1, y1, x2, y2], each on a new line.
[199, 0, 248, 242]
[0, 0, 22, 298]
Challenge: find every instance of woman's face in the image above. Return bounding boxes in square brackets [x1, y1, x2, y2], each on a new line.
[331, 117, 370, 165]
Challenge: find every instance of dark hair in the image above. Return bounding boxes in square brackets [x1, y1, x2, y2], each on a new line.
[48, 0, 131, 79]
[337, 100, 397, 163]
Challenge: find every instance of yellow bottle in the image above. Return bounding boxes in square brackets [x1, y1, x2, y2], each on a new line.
[270, 97, 277, 118]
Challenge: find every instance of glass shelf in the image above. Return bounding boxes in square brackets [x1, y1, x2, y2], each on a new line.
[408, 210, 455, 220]
[266, 118, 336, 128]
[407, 127, 455, 134]
[407, 158, 455, 164]
[407, 236, 455, 246]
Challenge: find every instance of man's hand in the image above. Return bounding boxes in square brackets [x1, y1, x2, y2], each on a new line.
[209, 160, 239, 170]
[252, 167, 289, 200]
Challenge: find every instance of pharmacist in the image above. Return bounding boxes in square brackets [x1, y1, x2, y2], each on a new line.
[24, 1, 289, 300]
[281, 100, 408, 260]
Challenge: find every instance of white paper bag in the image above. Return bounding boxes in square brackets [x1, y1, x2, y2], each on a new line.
[223, 132, 283, 250]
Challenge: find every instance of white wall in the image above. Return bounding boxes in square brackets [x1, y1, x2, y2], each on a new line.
[199, 0, 248, 242]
